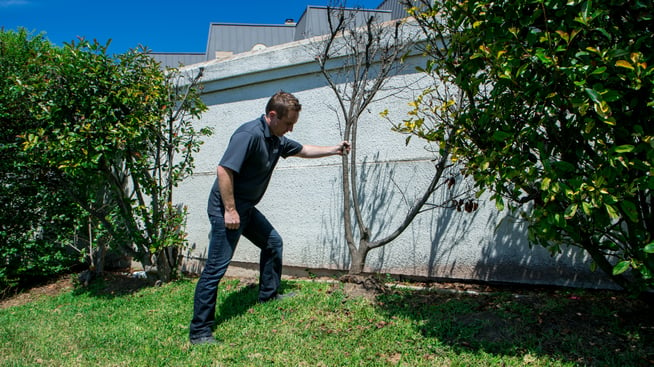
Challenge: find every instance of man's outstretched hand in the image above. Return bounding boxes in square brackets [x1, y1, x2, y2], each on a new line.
[337, 141, 351, 155]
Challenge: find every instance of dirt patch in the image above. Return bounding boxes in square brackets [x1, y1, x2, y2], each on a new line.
[0, 274, 75, 309]
[0, 271, 160, 309]
[333, 274, 387, 302]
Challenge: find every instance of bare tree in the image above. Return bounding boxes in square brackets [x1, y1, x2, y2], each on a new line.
[311, 3, 473, 275]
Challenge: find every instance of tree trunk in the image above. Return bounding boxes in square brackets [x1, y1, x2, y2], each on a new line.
[156, 246, 180, 283]
[349, 240, 370, 275]
[581, 235, 637, 293]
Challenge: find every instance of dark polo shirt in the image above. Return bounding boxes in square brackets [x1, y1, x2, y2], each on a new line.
[208, 115, 303, 216]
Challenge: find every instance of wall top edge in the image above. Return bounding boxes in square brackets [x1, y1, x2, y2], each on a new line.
[179, 18, 424, 91]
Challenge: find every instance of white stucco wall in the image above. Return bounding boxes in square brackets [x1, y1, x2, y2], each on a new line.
[176, 32, 614, 289]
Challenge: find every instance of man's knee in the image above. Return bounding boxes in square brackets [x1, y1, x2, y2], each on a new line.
[269, 231, 283, 250]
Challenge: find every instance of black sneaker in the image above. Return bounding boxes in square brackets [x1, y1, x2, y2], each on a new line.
[190, 335, 219, 345]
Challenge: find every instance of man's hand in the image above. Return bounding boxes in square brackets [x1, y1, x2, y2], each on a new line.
[217, 166, 239, 230]
[224, 208, 240, 230]
[337, 141, 351, 155]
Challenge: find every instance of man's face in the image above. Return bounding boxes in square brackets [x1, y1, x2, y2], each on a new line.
[267, 110, 299, 137]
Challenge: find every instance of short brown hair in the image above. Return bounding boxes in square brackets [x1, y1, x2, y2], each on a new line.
[265, 91, 302, 119]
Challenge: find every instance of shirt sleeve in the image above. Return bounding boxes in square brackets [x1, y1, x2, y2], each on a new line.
[219, 131, 254, 174]
[280, 137, 303, 158]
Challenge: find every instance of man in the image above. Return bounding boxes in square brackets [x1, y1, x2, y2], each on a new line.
[189, 91, 350, 345]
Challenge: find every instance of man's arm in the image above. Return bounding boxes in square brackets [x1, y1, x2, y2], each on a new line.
[295, 141, 351, 158]
[217, 165, 240, 230]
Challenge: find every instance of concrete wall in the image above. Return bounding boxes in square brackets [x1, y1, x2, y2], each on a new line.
[176, 32, 614, 289]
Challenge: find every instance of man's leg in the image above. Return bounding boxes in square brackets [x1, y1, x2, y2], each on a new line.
[189, 214, 242, 341]
[242, 208, 284, 302]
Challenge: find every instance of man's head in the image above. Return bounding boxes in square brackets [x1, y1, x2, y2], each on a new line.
[265, 91, 302, 137]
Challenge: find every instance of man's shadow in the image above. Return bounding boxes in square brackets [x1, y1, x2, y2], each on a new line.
[212, 280, 298, 328]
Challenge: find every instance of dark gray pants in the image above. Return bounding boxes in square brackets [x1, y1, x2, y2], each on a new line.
[189, 206, 283, 339]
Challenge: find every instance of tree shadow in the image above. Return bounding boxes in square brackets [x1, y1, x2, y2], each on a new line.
[71, 272, 159, 300]
[473, 210, 617, 289]
[375, 284, 654, 366]
[320, 154, 451, 272]
[423, 175, 480, 279]
[319, 153, 400, 270]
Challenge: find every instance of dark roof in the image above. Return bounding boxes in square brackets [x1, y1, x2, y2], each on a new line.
[206, 23, 296, 58]
[148, 52, 206, 69]
[148, 0, 409, 68]
[294, 6, 391, 41]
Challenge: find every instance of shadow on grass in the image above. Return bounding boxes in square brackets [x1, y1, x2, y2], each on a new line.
[71, 272, 160, 299]
[375, 286, 654, 366]
[214, 279, 301, 327]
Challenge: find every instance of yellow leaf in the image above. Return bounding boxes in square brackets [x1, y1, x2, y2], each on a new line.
[630, 52, 641, 63]
[615, 60, 634, 70]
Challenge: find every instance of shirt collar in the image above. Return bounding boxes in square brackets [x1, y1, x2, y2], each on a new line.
[260, 114, 277, 141]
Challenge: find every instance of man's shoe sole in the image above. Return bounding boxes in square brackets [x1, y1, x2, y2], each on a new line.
[259, 292, 297, 303]
[190, 336, 219, 345]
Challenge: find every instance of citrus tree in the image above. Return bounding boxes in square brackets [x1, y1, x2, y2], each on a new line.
[402, 0, 654, 293]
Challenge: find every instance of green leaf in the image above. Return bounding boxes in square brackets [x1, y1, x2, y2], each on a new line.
[585, 88, 601, 103]
[552, 161, 575, 173]
[605, 204, 619, 219]
[582, 201, 593, 215]
[602, 90, 621, 102]
[589, 261, 597, 272]
[540, 177, 552, 190]
[564, 203, 578, 219]
[612, 260, 631, 276]
[492, 131, 512, 141]
[614, 144, 635, 153]
[535, 49, 552, 64]
[590, 66, 607, 75]
[620, 200, 639, 222]
[495, 197, 505, 211]
[643, 243, 654, 253]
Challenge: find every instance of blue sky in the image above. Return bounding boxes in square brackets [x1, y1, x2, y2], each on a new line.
[1, 0, 383, 54]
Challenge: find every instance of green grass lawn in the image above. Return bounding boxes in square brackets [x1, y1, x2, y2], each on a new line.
[1, 275, 652, 366]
